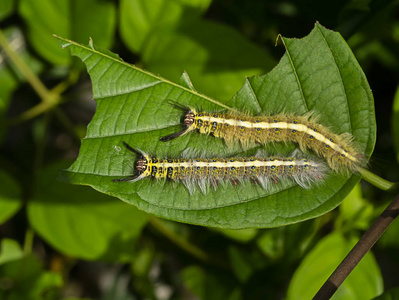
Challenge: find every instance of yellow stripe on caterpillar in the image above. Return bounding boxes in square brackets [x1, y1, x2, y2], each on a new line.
[113, 142, 327, 195]
[160, 105, 365, 174]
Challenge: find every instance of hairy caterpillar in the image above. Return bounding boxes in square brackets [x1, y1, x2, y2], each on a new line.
[160, 103, 366, 174]
[113, 142, 326, 194]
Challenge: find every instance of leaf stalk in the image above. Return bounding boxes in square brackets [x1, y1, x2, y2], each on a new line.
[359, 168, 399, 192]
[0, 29, 50, 101]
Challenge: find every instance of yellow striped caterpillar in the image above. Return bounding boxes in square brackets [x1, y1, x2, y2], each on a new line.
[113, 142, 326, 194]
[160, 103, 366, 174]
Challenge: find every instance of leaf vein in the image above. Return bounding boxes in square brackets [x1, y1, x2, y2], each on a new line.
[283, 42, 308, 110]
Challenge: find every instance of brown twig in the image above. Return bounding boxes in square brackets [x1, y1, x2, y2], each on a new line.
[313, 194, 399, 299]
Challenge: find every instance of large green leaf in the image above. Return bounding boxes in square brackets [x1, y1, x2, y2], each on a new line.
[18, 0, 116, 65]
[119, 0, 212, 53]
[142, 20, 276, 101]
[28, 162, 148, 261]
[120, 0, 273, 101]
[57, 23, 375, 229]
[287, 233, 383, 299]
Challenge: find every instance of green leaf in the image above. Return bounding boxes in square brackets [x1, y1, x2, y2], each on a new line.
[393, 85, 399, 163]
[377, 210, 399, 248]
[372, 287, 399, 300]
[335, 184, 374, 231]
[228, 246, 266, 283]
[287, 232, 383, 300]
[182, 265, 241, 300]
[214, 228, 258, 243]
[27, 162, 148, 261]
[0, 0, 14, 21]
[18, 0, 116, 65]
[0, 239, 24, 265]
[56, 23, 375, 229]
[0, 253, 62, 300]
[142, 19, 276, 101]
[0, 170, 22, 225]
[257, 220, 319, 260]
[119, 0, 211, 53]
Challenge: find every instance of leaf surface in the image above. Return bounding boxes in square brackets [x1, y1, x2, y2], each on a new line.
[57, 23, 375, 229]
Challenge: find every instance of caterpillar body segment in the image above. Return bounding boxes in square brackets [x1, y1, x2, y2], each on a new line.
[160, 106, 366, 174]
[113, 142, 327, 195]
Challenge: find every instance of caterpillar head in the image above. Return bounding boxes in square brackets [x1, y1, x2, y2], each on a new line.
[184, 111, 195, 127]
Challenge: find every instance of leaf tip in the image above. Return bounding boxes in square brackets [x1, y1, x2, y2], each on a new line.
[275, 34, 283, 47]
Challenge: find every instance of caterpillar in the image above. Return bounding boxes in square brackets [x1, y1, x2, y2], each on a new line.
[160, 103, 366, 174]
[113, 142, 327, 195]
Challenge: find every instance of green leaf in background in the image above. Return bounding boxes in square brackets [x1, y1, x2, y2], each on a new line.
[0, 239, 24, 265]
[142, 20, 276, 101]
[0, 250, 62, 300]
[120, 0, 275, 101]
[377, 209, 399, 249]
[257, 220, 319, 260]
[335, 184, 375, 231]
[56, 23, 375, 229]
[287, 233, 383, 300]
[0, 170, 22, 225]
[228, 245, 267, 283]
[18, 0, 116, 65]
[373, 287, 399, 300]
[214, 228, 258, 243]
[182, 265, 241, 300]
[28, 162, 148, 261]
[120, 0, 212, 53]
[393, 85, 399, 163]
[0, 0, 14, 21]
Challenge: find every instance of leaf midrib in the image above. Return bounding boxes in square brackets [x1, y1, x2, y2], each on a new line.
[55, 35, 239, 112]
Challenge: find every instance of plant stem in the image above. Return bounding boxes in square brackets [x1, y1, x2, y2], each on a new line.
[7, 101, 56, 125]
[148, 216, 229, 269]
[148, 216, 210, 262]
[359, 168, 399, 192]
[0, 29, 82, 136]
[23, 228, 35, 255]
[53, 108, 82, 142]
[313, 193, 399, 299]
[0, 29, 50, 100]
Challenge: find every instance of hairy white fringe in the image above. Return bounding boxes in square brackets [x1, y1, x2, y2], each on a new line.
[116, 146, 327, 195]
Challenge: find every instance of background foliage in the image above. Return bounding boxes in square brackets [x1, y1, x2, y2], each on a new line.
[0, 0, 399, 299]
